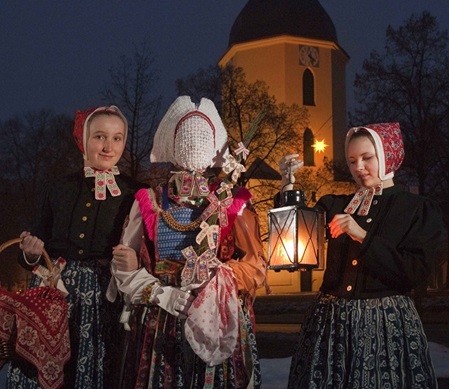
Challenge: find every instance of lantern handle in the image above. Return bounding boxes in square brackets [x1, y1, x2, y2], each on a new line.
[281, 161, 306, 191]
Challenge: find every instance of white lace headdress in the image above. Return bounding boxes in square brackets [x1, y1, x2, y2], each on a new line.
[150, 96, 229, 170]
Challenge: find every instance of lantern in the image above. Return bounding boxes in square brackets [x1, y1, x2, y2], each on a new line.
[268, 190, 326, 272]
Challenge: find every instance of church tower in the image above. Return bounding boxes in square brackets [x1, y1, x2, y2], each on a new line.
[219, 0, 350, 293]
[219, 0, 348, 169]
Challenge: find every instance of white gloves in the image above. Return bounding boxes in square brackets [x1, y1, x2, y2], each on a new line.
[151, 285, 195, 319]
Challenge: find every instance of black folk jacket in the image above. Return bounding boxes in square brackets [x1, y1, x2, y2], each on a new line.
[317, 185, 445, 299]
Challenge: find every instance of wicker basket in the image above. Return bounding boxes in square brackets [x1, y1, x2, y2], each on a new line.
[0, 237, 53, 360]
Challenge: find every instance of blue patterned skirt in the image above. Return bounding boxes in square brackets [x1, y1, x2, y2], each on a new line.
[288, 294, 437, 389]
[7, 258, 123, 389]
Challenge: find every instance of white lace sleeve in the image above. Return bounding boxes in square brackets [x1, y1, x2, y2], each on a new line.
[111, 263, 158, 304]
[121, 200, 144, 252]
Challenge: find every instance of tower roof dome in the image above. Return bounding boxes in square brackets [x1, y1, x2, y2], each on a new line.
[229, 0, 338, 47]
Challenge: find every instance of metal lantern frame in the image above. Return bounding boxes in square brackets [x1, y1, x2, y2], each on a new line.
[267, 200, 326, 272]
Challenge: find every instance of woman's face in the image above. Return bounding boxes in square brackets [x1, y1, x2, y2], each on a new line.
[347, 135, 381, 188]
[84, 114, 126, 170]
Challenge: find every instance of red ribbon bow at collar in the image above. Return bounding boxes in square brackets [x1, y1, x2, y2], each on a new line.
[344, 183, 383, 216]
[84, 166, 121, 200]
[201, 182, 234, 226]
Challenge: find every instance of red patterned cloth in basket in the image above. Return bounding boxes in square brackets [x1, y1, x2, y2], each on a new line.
[0, 286, 70, 389]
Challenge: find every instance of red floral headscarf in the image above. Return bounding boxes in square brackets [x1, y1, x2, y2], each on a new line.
[345, 122, 404, 180]
[73, 105, 128, 160]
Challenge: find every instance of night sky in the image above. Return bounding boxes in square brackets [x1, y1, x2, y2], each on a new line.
[1, 1, 449, 121]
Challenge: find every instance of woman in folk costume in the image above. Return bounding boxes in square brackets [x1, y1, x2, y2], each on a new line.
[8, 106, 141, 388]
[284, 123, 444, 388]
[109, 96, 267, 388]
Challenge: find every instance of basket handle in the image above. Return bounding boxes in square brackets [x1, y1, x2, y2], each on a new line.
[0, 238, 55, 288]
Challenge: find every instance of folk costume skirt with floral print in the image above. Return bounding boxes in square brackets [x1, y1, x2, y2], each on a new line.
[288, 294, 437, 389]
[7, 258, 123, 389]
[119, 296, 262, 389]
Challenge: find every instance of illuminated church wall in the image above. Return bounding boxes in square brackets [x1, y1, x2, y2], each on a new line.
[220, 37, 348, 169]
[218, 3, 349, 293]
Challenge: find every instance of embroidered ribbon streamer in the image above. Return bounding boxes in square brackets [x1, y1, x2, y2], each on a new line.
[181, 246, 220, 286]
[169, 171, 210, 198]
[196, 221, 220, 249]
[222, 155, 246, 183]
[344, 183, 383, 216]
[201, 183, 234, 226]
[84, 166, 121, 200]
[234, 141, 250, 160]
[179, 171, 210, 197]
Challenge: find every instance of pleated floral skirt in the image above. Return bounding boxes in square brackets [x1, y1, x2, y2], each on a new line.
[288, 293, 437, 389]
[119, 296, 262, 389]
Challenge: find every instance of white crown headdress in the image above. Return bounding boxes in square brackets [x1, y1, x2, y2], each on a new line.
[150, 96, 229, 171]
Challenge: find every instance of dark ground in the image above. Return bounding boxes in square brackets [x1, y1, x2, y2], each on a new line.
[254, 290, 449, 388]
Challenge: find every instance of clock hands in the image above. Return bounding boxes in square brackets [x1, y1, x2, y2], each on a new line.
[300, 46, 318, 66]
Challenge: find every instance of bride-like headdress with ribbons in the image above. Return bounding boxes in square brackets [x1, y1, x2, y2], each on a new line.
[150, 96, 230, 200]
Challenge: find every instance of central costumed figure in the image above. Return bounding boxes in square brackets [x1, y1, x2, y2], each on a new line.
[108, 96, 267, 388]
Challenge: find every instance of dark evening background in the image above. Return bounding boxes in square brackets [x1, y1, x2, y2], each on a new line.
[1, 0, 449, 120]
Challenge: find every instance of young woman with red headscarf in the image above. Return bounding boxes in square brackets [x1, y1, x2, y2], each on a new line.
[7, 106, 142, 388]
[282, 123, 444, 388]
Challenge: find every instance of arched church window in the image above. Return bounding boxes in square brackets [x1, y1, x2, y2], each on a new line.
[303, 69, 315, 106]
[303, 127, 315, 166]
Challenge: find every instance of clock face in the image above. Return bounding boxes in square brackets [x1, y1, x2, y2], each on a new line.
[299, 46, 319, 67]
